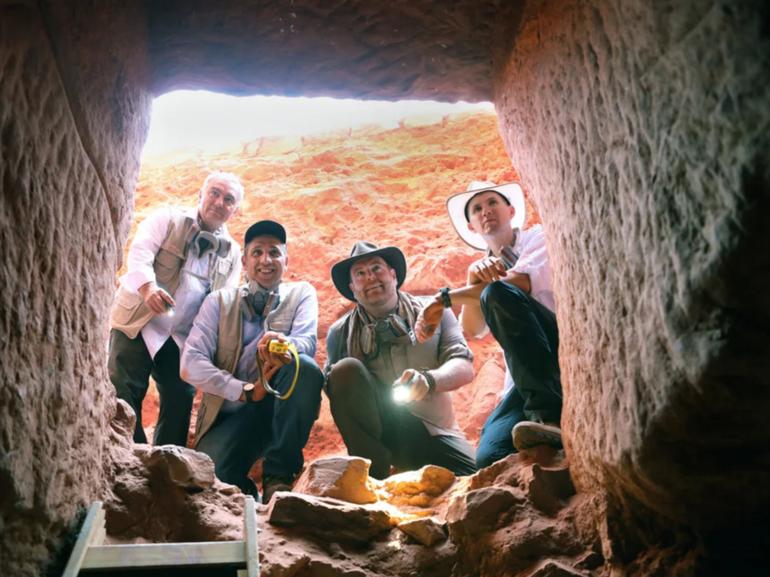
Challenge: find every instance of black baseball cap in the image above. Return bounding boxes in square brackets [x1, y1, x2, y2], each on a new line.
[244, 220, 286, 245]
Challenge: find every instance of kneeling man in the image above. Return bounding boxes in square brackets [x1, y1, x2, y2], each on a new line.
[326, 241, 477, 479]
[416, 181, 562, 468]
[181, 220, 323, 502]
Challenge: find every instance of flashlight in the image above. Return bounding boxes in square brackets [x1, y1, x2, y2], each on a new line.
[392, 373, 417, 405]
[164, 302, 175, 317]
[392, 384, 411, 404]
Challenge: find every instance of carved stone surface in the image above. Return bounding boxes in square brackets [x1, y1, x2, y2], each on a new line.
[492, 0, 770, 566]
[146, 0, 521, 101]
[2, 0, 768, 575]
[0, 3, 150, 576]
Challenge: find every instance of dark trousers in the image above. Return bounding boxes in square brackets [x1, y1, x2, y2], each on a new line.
[327, 357, 477, 479]
[475, 281, 562, 468]
[195, 354, 323, 497]
[108, 329, 195, 446]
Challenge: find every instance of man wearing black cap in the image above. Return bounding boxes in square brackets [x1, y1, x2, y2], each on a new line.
[180, 220, 323, 502]
[325, 241, 477, 479]
[415, 181, 562, 468]
[108, 171, 244, 446]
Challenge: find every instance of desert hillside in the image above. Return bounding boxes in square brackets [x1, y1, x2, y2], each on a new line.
[129, 110, 539, 462]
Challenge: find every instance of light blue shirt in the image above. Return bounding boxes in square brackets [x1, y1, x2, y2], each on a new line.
[181, 281, 318, 406]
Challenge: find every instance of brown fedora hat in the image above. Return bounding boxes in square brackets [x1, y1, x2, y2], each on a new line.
[331, 241, 407, 301]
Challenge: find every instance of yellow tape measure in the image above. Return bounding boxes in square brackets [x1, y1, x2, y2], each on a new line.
[261, 340, 300, 400]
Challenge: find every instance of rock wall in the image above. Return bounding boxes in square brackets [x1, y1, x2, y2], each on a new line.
[0, 2, 151, 575]
[146, 0, 520, 100]
[492, 0, 770, 567]
[2, 0, 768, 574]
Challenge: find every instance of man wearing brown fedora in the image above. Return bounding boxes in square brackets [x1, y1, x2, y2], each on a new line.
[415, 181, 562, 468]
[325, 241, 477, 479]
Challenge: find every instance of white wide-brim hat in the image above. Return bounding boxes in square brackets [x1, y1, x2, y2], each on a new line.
[447, 180, 526, 250]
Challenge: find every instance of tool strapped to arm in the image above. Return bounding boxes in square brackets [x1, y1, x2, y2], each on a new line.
[258, 340, 300, 400]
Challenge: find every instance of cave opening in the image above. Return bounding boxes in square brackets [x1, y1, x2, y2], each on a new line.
[129, 89, 523, 479]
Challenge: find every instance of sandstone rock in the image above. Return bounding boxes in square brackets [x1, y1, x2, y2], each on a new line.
[294, 456, 377, 504]
[446, 486, 523, 540]
[3, 0, 768, 574]
[525, 559, 586, 577]
[137, 445, 215, 492]
[112, 399, 137, 442]
[494, 0, 770, 565]
[525, 463, 576, 516]
[397, 517, 447, 546]
[381, 465, 456, 507]
[268, 492, 394, 544]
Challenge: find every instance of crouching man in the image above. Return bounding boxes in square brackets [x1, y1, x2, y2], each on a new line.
[325, 241, 477, 479]
[181, 220, 323, 503]
[416, 181, 562, 468]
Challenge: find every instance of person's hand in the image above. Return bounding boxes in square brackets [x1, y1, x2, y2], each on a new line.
[138, 282, 175, 315]
[257, 331, 292, 368]
[392, 369, 430, 403]
[467, 256, 508, 284]
[415, 299, 444, 343]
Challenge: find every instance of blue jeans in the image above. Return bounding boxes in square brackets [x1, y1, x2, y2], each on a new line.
[475, 281, 562, 468]
[196, 354, 323, 497]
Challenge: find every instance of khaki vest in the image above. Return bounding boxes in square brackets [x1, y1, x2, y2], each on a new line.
[110, 210, 238, 339]
[192, 282, 311, 446]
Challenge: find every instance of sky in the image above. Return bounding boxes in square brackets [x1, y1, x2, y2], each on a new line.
[142, 91, 495, 157]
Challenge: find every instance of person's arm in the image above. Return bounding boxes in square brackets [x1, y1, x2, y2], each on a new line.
[323, 321, 345, 379]
[120, 207, 177, 313]
[510, 226, 550, 301]
[398, 307, 474, 401]
[180, 294, 265, 402]
[415, 260, 531, 342]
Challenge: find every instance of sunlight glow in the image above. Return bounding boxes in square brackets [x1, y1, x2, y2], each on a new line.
[143, 91, 494, 157]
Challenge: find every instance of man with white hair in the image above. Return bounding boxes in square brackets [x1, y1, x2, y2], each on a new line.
[415, 181, 562, 468]
[108, 171, 244, 445]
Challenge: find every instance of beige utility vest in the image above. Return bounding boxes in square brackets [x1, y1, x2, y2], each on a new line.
[193, 282, 310, 446]
[110, 210, 238, 339]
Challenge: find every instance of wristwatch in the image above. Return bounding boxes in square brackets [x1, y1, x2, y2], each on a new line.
[418, 369, 437, 395]
[242, 382, 257, 402]
[439, 287, 452, 308]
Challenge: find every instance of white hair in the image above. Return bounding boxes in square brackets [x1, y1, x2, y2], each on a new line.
[201, 171, 244, 203]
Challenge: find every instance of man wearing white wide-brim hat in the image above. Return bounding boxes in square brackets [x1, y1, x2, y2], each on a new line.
[415, 180, 563, 467]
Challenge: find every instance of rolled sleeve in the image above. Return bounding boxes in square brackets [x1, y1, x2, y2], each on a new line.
[180, 294, 246, 401]
[511, 226, 555, 311]
[437, 308, 474, 366]
[512, 241, 551, 298]
[119, 207, 171, 294]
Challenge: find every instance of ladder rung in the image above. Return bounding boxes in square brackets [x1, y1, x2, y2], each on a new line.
[82, 541, 246, 569]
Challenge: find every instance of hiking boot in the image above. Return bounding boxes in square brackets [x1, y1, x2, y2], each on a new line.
[262, 475, 293, 504]
[512, 421, 563, 451]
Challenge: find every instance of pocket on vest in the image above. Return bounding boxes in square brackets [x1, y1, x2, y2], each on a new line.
[154, 248, 183, 287]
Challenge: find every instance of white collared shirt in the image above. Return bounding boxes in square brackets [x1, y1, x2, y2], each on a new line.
[119, 206, 242, 357]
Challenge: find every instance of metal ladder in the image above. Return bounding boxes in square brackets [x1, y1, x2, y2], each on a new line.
[61, 496, 259, 576]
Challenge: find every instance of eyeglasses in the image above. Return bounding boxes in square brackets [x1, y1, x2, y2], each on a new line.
[205, 186, 238, 207]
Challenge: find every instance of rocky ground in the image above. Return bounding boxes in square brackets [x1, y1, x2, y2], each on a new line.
[105, 399, 603, 577]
